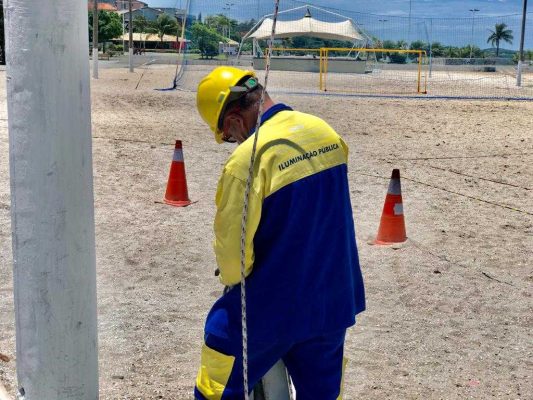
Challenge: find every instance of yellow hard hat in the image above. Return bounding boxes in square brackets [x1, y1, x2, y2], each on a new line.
[196, 66, 257, 143]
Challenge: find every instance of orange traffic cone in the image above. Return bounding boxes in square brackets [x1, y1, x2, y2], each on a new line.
[164, 140, 192, 207]
[374, 169, 407, 245]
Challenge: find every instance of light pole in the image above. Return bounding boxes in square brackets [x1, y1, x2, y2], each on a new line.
[116, 0, 128, 54]
[92, 0, 98, 79]
[429, 18, 433, 77]
[223, 2, 235, 39]
[5, 0, 98, 398]
[129, 0, 133, 72]
[176, 0, 190, 55]
[222, 2, 235, 56]
[408, 0, 412, 42]
[122, 12, 125, 53]
[469, 8, 480, 59]
[517, 0, 528, 86]
[379, 19, 388, 41]
[377, 20, 388, 63]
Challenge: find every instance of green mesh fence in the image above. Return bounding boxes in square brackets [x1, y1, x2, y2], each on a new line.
[169, 0, 533, 99]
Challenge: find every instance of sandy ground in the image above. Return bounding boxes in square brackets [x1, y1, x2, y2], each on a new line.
[0, 64, 532, 399]
[177, 63, 533, 98]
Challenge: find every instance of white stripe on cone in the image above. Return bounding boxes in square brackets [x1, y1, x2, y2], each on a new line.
[172, 149, 184, 162]
[393, 203, 404, 216]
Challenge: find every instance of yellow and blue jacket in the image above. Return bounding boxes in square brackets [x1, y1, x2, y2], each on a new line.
[206, 104, 365, 345]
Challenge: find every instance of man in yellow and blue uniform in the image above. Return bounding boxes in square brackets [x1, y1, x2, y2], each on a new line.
[194, 67, 365, 399]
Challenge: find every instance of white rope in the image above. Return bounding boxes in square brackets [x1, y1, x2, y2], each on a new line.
[239, 1, 281, 398]
[173, 0, 191, 87]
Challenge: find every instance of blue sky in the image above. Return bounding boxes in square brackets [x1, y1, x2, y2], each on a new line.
[146, 0, 526, 18]
[145, 0, 531, 49]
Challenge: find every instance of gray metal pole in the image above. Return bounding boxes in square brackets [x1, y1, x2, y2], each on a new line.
[4, 0, 99, 399]
[92, 0, 99, 79]
[469, 9, 479, 59]
[517, 0, 528, 86]
[129, 0, 134, 72]
[429, 18, 433, 78]
[122, 12, 125, 54]
[470, 13, 474, 58]
[408, 0, 412, 43]
[178, 1, 190, 53]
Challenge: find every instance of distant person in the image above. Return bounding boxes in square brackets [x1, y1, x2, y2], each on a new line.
[193, 66, 365, 400]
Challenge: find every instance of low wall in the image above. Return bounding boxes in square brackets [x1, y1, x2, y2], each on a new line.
[253, 57, 368, 74]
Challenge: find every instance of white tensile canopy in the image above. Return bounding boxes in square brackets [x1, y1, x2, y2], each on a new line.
[248, 17, 364, 42]
[241, 4, 369, 47]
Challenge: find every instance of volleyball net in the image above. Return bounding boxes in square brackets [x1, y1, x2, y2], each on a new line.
[169, 0, 533, 99]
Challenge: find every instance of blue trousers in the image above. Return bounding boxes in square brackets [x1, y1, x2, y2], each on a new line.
[194, 329, 346, 400]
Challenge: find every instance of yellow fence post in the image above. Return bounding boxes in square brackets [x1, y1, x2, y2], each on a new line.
[319, 48, 323, 91]
[263, 47, 429, 95]
[417, 50, 422, 94]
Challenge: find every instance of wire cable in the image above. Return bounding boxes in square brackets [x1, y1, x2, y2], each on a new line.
[239, 1, 281, 398]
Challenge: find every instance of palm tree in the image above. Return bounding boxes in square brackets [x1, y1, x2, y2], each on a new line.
[133, 15, 149, 49]
[396, 40, 408, 50]
[487, 23, 513, 57]
[148, 14, 179, 48]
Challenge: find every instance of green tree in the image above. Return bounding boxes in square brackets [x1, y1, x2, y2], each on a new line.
[430, 42, 445, 57]
[205, 14, 227, 30]
[460, 45, 482, 58]
[389, 52, 407, 64]
[444, 46, 459, 58]
[236, 19, 257, 39]
[133, 15, 148, 33]
[409, 40, 429, 61]
[487, 23, 513, 57]
[148, 14, 179, 48]
[191, 22, 223, 59]
[133, 15, 149, 49]
[513, 49, 533, 64]
[410, 40, 428, 52]
[205, 14, 238, 40]
[396, 40, 408, 50]
[292, 36, 326, 49]
[88, 10, 123, 52]
[370, 37, 384, 61]
[382, 40, 398, 49]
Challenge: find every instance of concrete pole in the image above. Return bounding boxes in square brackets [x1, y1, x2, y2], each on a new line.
[517, 0, 528, 86]
[129, 0, 134, 72]
[122, 12, 125, 55]
[92, 0, 99, 79]
[4, 0, 99, 399]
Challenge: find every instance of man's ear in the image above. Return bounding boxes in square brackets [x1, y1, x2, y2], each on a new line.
[223, 112, 249, 143]
[223, 113, 245, 133]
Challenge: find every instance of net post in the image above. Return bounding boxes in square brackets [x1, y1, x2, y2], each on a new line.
[324, 49, 329, 91]
[424, 51, 429, 94]
[417, 50, 422, 94]
[319, 48, 323, 91]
